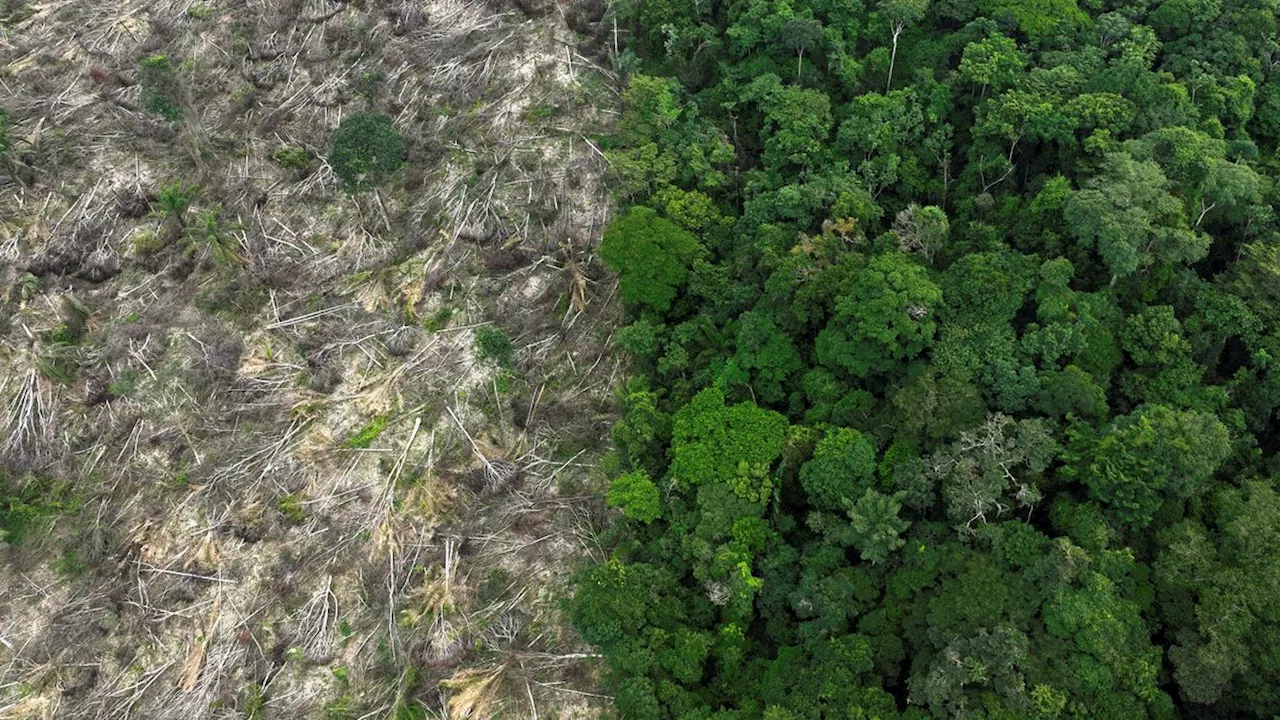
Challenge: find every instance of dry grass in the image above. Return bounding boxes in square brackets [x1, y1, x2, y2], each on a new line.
[0, 0, 619, 716]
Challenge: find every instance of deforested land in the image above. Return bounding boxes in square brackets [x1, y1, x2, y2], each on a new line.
[7, 1, 1280, 719]
[0, 0, 618, 717]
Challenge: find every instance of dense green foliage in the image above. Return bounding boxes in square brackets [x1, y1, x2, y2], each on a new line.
[475, 325, 516, 365]
[0, 472, 76, 545]
[575, 0, 1280, 717]
[138, 54, 183, 122]
[328, 113, 406, 193]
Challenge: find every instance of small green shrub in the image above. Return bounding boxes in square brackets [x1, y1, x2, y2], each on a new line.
[151, 181, 199, 225]
[16, 274, 39, 303]
[148, 184, 243, 264]
[277, 493, 306, 524]
[138, 54, 183, 121]
[356, 68, 386, 105]
[51, 549, 86, 578]
[108, 369, 139, 398]
[423, 306, 454, 332]
[44, 296, 90, 346]
[345, 415, 389, 449]
[273, 144, 311, 173]
[184, 205, 243, 265]
[525, 103, 558, 122]
[328, 113, 406, 192]
[244, 685, 267, 720]
[474, 325, 515, 365]
[38, 342, 81, 384]
[324, 695, 356, 720]
[391, 666, 425, 720]
[0, 474, 74, 545]
[131, 231, 167, 255]
[46, 323, 80, 345]
[0, 106, 9, 155]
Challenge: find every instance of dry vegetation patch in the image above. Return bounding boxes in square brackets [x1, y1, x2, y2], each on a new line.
[0, 0, 618, 716]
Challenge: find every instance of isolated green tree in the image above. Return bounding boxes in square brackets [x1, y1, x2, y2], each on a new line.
[138, 54, 183, 121]
[328, 113, 406, 192]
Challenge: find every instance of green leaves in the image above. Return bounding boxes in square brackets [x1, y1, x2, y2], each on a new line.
[836, 88, 943, 200]
[0, 473, 77, 546]
[600, 206, 704, 313]
[610, 75, 734, 199]
[328, 113, 406, 193]
[976, 0, 1087, 41]
[1041, 571, 1166, 714]
[1064, 153, 1209, 281]
[670, 387, 787, 500]
[957, 33, 1026, 93]
[799, 428, 877, 511]
[617, 75, 685, 145]
[1068, 405, 1230, 528]
[1155, 481, 1280, 708]
[844, 488, 910, 564]
[891, 203, 949, 262]
[744, 74, 834, 170]
[138, 54, 183, 121]
[728, 311, 802, 403]
[910, 624, 1031, 717]
[573, 1, 1280, 717]
[879, 0, 929, 25]
[816, 252, 942, 378]
[474, 326, 515, 366]
[608, 471, 663, 523]
[151, 181, 198, 225]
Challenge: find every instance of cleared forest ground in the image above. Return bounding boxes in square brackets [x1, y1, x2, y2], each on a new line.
[0, 0, 619, 717]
